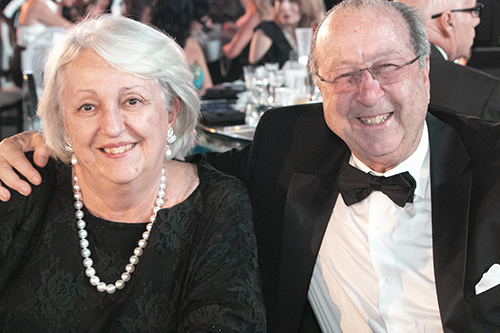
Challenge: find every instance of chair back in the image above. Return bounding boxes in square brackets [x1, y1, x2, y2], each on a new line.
[0, 11, 22, 87]
[22, 71, 39, 131]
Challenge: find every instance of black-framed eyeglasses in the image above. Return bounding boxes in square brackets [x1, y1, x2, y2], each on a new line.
[316, 55, 421, 94]
[431, 2, 483, 19]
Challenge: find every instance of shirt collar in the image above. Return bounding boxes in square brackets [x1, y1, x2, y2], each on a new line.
[350, 121, 430, 199]
[434, 45, 449, 61]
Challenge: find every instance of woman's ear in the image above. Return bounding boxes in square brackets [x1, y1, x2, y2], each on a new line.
[168, 97, 181, 128]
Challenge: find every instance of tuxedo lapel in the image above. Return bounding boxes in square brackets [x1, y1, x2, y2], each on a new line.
[427, 113, 473, 332]
[430, 44, 447, 64]
[277, 139, 350, 332]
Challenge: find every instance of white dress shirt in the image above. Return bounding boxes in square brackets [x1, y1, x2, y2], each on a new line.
[308, 122, 444, 332]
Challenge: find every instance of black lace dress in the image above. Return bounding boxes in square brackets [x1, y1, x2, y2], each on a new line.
[0, 154, 266, 332]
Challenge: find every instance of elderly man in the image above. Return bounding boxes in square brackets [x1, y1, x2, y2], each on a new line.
[399, 0, 500, 120]
[1, 0, 500, 332]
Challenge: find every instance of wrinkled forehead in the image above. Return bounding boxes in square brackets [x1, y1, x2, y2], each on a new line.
[316, 6, 413, 71]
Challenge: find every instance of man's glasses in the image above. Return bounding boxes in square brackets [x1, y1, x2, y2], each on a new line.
[316, 55, 421, 94]
[431, 2, 483, 19]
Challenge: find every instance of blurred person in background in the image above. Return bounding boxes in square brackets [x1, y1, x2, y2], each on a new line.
[122, 0, 154, 22]
[17, 0, 109, 47]
[17, 0, 76, 47]
[151, 0, 213, 95]
[249, 0, 324, 68]
[399, 0, 500, 120]
[222, 0, 274, 61]
[209, 0, 274, 84]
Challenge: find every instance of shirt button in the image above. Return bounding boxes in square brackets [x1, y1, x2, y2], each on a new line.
[385, 277, 393, 285]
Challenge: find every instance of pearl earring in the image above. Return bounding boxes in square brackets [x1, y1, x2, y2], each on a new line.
[65, 138, 73, 152]
[65, 138, 77, 166]
[166, 127, 177, 158]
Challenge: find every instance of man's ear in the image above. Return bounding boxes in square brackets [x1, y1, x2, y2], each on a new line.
[437, 11, 455, 37]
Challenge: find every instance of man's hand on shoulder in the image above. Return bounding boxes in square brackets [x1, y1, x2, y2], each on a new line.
[0, 131, 48, 202]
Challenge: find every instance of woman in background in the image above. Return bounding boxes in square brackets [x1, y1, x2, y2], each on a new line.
[248, 0, 324, 67]
[222, 0, 274, 61]
[17, 0, 76, 47]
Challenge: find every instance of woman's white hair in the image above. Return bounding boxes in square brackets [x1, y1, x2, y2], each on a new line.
[38, 14, 200, 164]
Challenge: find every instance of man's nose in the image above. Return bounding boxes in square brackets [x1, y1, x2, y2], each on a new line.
[473, 16, 481, 28]
[355, 70, 385, 107]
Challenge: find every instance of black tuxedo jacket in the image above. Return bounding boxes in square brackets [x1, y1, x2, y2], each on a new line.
[205, 103, 500, 332]
[429, 44, 500, 121]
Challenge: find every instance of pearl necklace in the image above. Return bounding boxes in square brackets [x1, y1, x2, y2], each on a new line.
[73, 167, 166, 294]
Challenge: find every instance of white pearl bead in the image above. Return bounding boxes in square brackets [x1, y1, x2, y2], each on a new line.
[129, 255, 139, 265]
[78, 229, 88, 239]
[80, 239, 89, 248]
[138, 239, 147, 248]
[74, 192, 82, 201]
[115, 280, 125, 289]
[74, 201, 83, 210]
[83, 258, 93, 267]
[106, 284, 116, 294]
[153, 206, 161, 214]
[125, 264, 135, 273]
[121, 272, 131, 282]
[134, 247, 143, 256]
[146, 223, 153, 231]
[76, 220, 86, 229]
[81, 248, 91, 258]
[90, 275, 100, 286]
[75, 210, 84, 220]
[85, 267, 96, 277]
[142, 231, 150, 240]
[97, 282, 107, 292]
[74, 183, 80, 192]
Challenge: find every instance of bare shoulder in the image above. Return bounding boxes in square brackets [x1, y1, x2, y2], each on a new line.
[183, 37, 204, 64]
[249, 28, 272, 64]
[184, 37, 204, 57]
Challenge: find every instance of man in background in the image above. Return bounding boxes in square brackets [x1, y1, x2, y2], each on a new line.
[399, 0, 500, 120]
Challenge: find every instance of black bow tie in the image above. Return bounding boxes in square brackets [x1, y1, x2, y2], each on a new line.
[338, 163, 416, 207]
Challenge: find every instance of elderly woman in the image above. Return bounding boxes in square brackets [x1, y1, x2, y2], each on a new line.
[0, 15, 265, 331]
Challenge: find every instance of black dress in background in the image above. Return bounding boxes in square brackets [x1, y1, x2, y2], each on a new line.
[252, 21, 293, 68]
